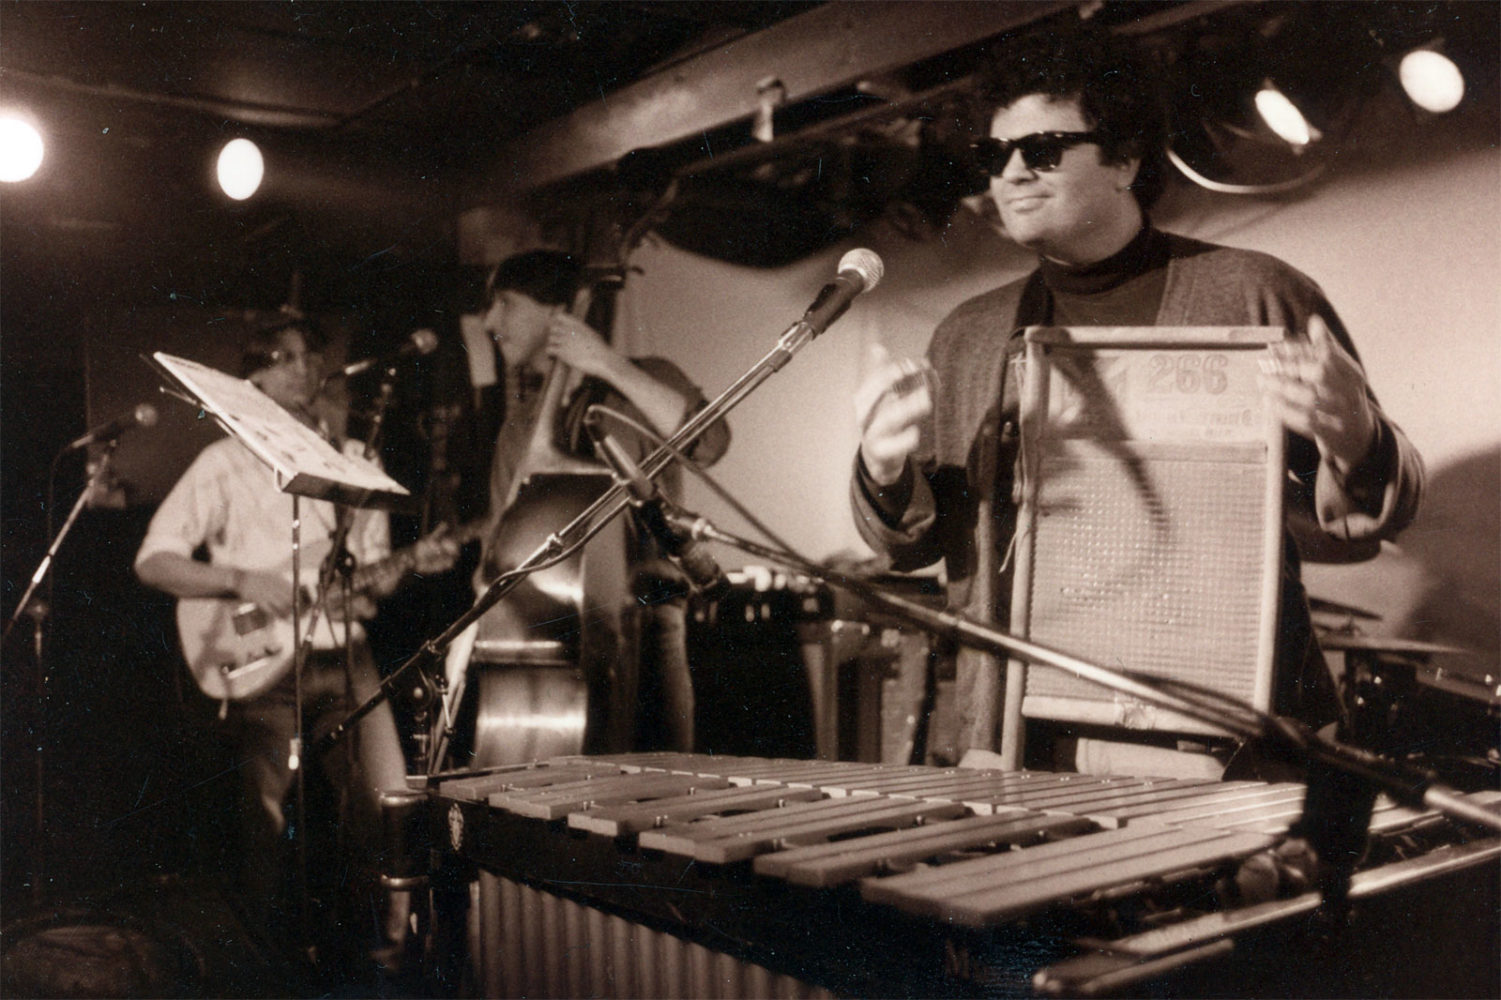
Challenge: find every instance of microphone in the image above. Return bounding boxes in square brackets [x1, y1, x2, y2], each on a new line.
[795, 248, 885, 341]
[328, 328, 438, 380]
[588, 424, 729, 601]
[66, 403, 158, 451]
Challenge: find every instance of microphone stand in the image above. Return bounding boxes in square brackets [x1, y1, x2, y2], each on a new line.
[282, 368, 398, 966]
[5, 440, 120, 904]
[5, 443, 119, 642]
[290, 365, 398, 689]
[359, 365, 398, 464]
[316, 305, 845, 768]
[669, 510, 1501, 851]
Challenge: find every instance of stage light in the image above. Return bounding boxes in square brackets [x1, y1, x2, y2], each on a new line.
[0, 116, 45, 182]
[216, 138, 264, 200]
[1253, 81, 1320, 149]
[1398, 48, 1464, 114]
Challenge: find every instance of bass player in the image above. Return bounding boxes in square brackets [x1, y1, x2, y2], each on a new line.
[472, 249, 731, 756]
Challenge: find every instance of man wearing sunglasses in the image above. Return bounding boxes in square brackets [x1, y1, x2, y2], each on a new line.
[850, 24, 1424, 774]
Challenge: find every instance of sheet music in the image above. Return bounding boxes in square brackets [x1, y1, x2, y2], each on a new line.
[151, 352, 410, 507]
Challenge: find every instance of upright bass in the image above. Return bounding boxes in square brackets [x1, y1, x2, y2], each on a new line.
[439, 269, 638, 768]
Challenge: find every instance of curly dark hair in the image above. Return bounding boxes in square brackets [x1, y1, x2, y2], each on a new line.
[975, 23, 1168, 210]
[485, 249, 582, 308]
[239, 315, 321, 378]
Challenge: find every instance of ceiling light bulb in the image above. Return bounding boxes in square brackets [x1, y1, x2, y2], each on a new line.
[1254, 83, 1318, 149]
[217, 138, 264, 200]
[0, 117, 45, 182]
[1399, 49, 1464, 113]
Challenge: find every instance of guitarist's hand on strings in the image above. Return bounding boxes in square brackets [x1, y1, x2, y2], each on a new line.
[232, 567, 297, 618]
[232, 567, 376, 622]
[361, 523, 467, 600]
[412, 525, 462, 577]
[327, 592, 379, 623]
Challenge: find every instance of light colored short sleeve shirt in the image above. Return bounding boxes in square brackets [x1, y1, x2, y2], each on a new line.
[137, 435, 390, 646]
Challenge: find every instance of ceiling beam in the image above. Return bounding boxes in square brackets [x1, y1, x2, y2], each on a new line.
[476, 0, 1073, 196]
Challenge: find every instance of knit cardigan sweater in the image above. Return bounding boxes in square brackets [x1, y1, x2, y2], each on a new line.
[851, 232, 1424, 754]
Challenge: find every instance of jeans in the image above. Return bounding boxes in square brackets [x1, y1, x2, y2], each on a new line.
[225, 644, 407, 948]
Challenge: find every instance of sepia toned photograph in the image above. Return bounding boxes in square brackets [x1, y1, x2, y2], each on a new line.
[2, 3, 1497, 997]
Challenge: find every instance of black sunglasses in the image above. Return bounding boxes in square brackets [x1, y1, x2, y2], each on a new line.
[972, 130, 1104, 175]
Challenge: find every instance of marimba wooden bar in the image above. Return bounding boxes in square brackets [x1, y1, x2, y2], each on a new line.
[419, 753, 1501, 998]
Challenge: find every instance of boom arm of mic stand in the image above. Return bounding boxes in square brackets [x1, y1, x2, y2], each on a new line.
[314, 315, 838, 763]
[681, 514, 1501, 835]
[679, 517, 1261, 740]
[6, 443, 119, 641]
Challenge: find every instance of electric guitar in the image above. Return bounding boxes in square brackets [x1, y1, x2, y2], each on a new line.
[178, 522, 479, 702]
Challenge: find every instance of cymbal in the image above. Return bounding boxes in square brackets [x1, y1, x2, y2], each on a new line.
[1317, 633, 1472, 656]
[1307, 596, 1382, 621]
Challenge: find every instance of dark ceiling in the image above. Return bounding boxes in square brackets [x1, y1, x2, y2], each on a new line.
[0, 1, 829, 309]
[2, 1, 1495, 317]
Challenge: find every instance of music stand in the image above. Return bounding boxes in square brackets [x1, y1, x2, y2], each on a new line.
[147, 352, 411, 510]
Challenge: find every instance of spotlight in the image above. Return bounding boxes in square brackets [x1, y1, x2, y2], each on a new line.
[1253, 81, 1321, 149]
[0, 115, 45, 182]
[216, 138, 264, 200]
[1398, 47, 1464, 114]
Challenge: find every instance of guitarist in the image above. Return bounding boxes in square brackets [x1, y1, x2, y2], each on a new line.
[133, 317, 457, 969]
[478, 250, 731, 753]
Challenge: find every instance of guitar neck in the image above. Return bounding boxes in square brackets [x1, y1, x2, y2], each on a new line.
[349, 548, 417, 599]
[346, 520, 480, 599]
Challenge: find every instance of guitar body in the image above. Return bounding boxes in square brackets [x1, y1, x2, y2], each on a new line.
[179, 597, 300, 701]
[178, 522, 477, 702]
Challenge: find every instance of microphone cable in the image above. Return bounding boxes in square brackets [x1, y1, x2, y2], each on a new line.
[582, 404, 802, 566]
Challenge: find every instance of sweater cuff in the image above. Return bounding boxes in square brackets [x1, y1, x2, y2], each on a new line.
[855, 453, 914, 528]
[1327, 419, 1395, 518]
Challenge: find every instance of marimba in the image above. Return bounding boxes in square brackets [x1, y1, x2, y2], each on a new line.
[414, 753, 1501, 998]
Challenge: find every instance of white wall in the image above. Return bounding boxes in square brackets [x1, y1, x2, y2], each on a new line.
[613, 205, 1036, 566]
[612, 98, 1500, 670]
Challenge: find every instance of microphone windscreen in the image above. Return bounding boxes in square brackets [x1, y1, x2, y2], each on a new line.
[411, 328, 439, 355]
[837, 248, 885, 292]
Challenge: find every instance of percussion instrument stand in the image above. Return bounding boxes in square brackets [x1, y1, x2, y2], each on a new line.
[5, 439, 120, 903]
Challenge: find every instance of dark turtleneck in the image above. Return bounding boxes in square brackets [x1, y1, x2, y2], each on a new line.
[1039, 224, 1170, 326]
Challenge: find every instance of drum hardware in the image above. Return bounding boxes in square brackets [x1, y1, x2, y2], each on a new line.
[1331, 628, 1498, 788]
[1306, 604, 1491, 729]
[1307, 595, 1382, 621]
[1318, 633, 1471, 656]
